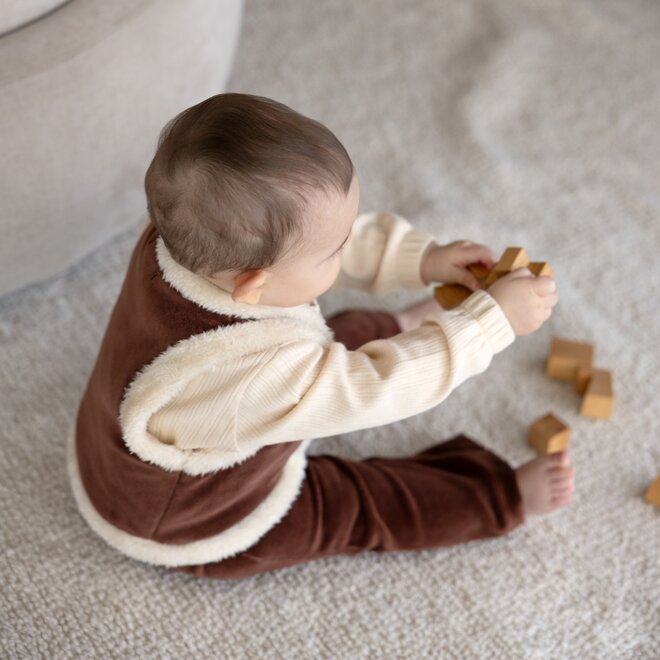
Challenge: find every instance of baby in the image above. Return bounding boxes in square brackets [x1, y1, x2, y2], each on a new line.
[67, 92, 573, 580]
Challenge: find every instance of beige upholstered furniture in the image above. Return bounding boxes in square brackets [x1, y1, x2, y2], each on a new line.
[0, 0, 244, 297]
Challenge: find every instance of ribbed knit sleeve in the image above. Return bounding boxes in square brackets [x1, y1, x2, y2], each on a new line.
[153, 289, 513, 451]
[331, 211, 437, 293]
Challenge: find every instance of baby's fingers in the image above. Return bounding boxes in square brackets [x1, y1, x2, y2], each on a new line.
[456, 243, 498, 269]
[537, 290, 558, 308]
[536, 291, 558, 313]
[533, 276, 557, 296]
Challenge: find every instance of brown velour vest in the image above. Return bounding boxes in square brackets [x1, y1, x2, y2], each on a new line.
[73, 222, 303, 551]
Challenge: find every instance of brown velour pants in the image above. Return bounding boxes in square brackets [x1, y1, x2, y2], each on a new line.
[170, 308, 525, 580]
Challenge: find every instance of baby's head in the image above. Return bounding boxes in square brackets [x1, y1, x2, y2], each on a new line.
[144, 93, 359, 307]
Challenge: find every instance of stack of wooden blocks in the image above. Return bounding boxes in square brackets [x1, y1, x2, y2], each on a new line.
[546, 337, 615, 419]
[433, 245, 658, 508]
[433, 246, 553, 310]
[527, 339, 614, 454]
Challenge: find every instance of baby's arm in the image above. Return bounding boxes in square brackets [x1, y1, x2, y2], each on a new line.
[330, 211, 437, 294]
[237, 290, 514, 446]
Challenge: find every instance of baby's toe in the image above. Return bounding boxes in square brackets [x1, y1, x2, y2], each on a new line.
[551, 492, 573, 506]
[549, 465, 575, 482]
[552, 481, 574, 496]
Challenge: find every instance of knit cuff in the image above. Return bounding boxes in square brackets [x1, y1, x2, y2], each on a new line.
[459, 289, 516, 356]
[396, 231, 438, 290]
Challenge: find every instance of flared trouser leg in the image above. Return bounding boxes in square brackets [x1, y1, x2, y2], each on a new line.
[170, 308, 525, 579]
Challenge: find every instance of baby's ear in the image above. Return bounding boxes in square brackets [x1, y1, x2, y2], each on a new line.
[233, 289, 262, 305]
[232, 270, 269, 304]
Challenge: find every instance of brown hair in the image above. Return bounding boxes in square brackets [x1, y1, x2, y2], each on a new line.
[144, 93, 355, 276]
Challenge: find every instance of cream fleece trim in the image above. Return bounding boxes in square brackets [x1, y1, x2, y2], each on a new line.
[113, 237, 334, 475]
[155, 235, 325, 322]
[66, 422, 313, 567]
[71, 238, 328, 564]
[118, 316, 332, 475]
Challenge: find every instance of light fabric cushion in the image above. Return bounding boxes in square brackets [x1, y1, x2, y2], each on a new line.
[0, 0, 243, 298]
[0, 0, 70, 37]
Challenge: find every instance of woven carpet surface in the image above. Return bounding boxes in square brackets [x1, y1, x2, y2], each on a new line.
[1, 0, 659, 657]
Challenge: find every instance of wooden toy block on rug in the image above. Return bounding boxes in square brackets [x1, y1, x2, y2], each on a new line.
[580, 369, 615, 419]
[575, 365, 598, 394]
[528, 413, 571, 454]
[644, 477, 660, 507]
[546, 337, 595, 381]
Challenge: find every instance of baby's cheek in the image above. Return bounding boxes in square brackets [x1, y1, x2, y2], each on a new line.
[319, 259, 341, 289]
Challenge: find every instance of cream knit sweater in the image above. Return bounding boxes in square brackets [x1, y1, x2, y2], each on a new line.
[147, 211, 515, 452]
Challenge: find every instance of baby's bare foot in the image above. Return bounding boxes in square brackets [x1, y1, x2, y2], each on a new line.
[395, 296, 441, 332]
[515, 451, 575, 516]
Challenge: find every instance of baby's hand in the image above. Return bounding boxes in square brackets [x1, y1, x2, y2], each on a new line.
[421, 240, 497, 289]
[489, 269, 558, 336]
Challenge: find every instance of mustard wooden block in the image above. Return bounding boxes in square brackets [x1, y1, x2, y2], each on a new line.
[434, 284, 472, 309]
[494, 247, 529, 273]
[484, 246, 530, 286]
[575, 365, 610, 395]
[644, 476, 660, 507]
[484, 270, 502, 286]
[546, 337, 595, 381]
[580, 369, 614, 419]
[575, 365, 595, 394]
[528, 261, 554, 277]
[468, 263, 490, 287]
[528, 413, 571, 454]
[485, 247, 552, 285]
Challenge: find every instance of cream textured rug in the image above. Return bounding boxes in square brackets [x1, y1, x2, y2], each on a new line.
[2, 0, 659, 657]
